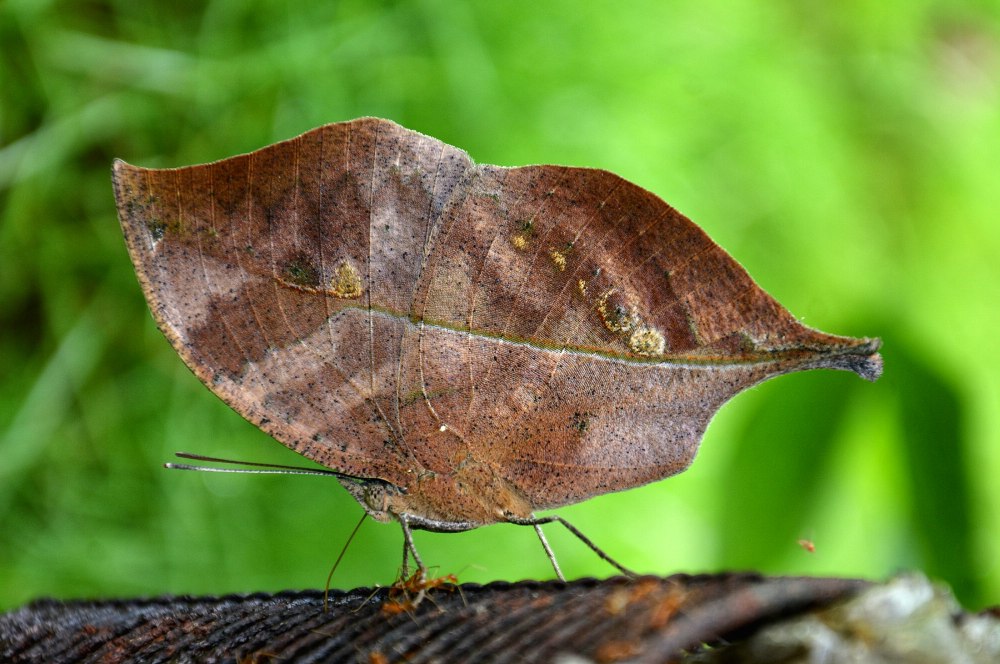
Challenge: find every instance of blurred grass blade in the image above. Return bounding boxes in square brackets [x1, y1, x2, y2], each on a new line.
[718, 371, 856, 568]
[893, 344, 977, 606]
[0, 283, 110, 518]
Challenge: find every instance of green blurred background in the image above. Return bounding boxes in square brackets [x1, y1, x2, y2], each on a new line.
[2, 0, 999, 611]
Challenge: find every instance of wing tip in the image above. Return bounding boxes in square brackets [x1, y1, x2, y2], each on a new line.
[829, 337, 883, 382]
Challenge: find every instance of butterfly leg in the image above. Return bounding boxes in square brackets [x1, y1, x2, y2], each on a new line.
[323, 512, 368, 612]
[532, 523, 565, 581]
[400, 537, 411, 578]
[509, 514, 636, 579]
[398, 513, 426, 578]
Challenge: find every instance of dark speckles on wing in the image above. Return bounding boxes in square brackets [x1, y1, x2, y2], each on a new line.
[283, 254, 320, 288]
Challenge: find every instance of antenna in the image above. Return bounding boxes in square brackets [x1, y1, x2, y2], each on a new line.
[165, 452, 346, 478]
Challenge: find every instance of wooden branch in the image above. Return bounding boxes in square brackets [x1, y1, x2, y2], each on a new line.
[1, 573, 995, 663]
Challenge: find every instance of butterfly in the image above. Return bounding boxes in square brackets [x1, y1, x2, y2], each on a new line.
[113, 118, 880, 579]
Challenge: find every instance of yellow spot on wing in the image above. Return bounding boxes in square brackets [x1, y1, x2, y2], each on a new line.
[330, 261, 362, 299]
[549, 248, 567, 271]
[628, 327, 666, 356]
[595, 288, 667, 356]
[512, 219, 534, 251]
[595, 289, 635, 333]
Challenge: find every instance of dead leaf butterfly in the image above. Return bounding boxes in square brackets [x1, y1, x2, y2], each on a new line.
[113, 118, 881, 578]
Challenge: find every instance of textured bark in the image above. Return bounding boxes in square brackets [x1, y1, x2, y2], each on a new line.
[5, 573, 996, 663]
[1, 573, 869, 663]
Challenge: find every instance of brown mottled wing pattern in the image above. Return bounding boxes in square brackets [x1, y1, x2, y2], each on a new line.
[114, 118, 880, 517]
[411, 164, 879, 510]
[114, 119, 474, 486]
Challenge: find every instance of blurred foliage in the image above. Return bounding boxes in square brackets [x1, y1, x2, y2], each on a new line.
[1, 0, 998, 611]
